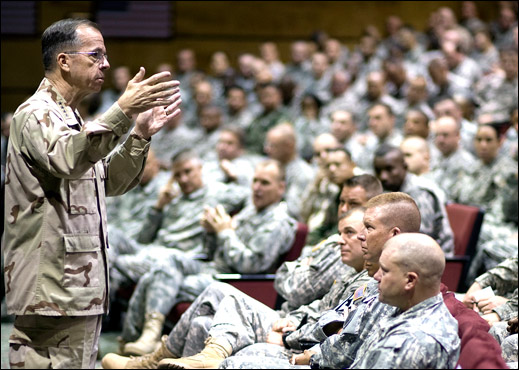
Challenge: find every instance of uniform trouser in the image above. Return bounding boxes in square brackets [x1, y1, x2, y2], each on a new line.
[207, 287, 282, 354]
[119, 249, 215, 342]
[9, 314, 102, 369]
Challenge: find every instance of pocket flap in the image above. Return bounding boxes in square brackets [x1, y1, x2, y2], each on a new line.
[64, 234, 101, 253]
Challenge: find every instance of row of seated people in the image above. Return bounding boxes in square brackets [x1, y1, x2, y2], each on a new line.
[101, 189, 517, 369]
[102, 138, 516, 367]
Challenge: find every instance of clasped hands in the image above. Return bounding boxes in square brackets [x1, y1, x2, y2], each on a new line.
[201, 205, 234, 233]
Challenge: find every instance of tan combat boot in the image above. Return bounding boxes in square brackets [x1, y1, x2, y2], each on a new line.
[124, 312, 166, 356]
[101, 335, 177, 369]
[157, 336, 232, 369]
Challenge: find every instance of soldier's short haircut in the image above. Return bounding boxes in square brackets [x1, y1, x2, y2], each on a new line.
[328, 147, 353, 162]
[171, 149, 201, 166]
[374, 143, 403, 161]
[338, 206, 366, 222]
[42, 18, 100, 72]
[256, 159, 286, 183]
[368, 102, 394, 117]
[407, 108, 430, 126]
[342, 174, 383, 200]
[221, 125, 246, 148]
[477, 123, 501, 140]
[365, 192, 421, 233]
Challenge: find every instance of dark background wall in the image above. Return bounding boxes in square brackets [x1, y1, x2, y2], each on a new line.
[1, 1, 501, 113]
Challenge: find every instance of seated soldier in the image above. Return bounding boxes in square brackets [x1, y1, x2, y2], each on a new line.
[109, 150, 249, 294]
[306, 148, 366, 245]
[201, 126, 255, 186]
[113, 160, 297, 356]
[102, 208, 371, 368]
[463, 257, 518, 338]
[348, 234, 460, 368]
[277, 174, 383, 312]
[264, 122, 314, 220]
[373, 144, 455, 256]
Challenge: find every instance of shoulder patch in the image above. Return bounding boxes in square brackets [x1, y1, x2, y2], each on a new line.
[353, 285, 367, 302]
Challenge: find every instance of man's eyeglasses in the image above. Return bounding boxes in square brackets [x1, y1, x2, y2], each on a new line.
[64, 51, 108, 63]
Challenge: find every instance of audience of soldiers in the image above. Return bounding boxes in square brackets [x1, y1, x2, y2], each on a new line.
[2, 2, 518, 368]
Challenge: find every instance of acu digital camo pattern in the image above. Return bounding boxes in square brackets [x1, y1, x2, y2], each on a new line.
[3, 78, 149, 316]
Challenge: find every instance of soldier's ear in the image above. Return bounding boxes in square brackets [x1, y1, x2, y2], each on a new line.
[57, 53, 71, 72]
[405, 271, 418, 290]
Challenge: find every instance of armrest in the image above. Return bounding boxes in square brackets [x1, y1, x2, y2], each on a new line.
[214, 273, 277, 280]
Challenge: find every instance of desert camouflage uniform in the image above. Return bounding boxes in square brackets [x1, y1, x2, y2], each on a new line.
[275, 234, 352, 312]
[429, 147, 477, 201]
[120, 201, 297, 342]
[3, 78, 149, 367]
[400, 173, 455, 256]
[349, 294, 460, 369]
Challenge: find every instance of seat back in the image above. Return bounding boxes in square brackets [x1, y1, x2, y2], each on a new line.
[282, 222, 309, 262]
[442, 203, 485, 291]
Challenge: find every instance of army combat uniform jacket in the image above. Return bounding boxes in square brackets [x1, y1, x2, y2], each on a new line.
[3, 78, 149, 316]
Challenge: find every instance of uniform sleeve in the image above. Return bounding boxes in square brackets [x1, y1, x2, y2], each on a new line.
[274, 239, 344, 309]
[493, 288, 518, 321]
[19, 103, 132, 180]
[475, 257, 519, 296]
[217, 217, 296, 274]
[350, 334, 447, 369]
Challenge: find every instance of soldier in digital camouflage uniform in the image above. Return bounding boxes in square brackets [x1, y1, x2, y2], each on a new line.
[374, 144, 455, 256]
[2, 18, 182, 369]
[217, 193, 426, 369]
[111, 150, 249, 285]
[347, 234, 459, 369]
[264, 123, 314, 220]
[101, 208, 370, 369]
[155, 208, 372, 369]
[429, 115, 477, 201]
[457, 124, 518, 282]
[464, 257, 518, 347]
[245, 83, 291, 155]
[105, 149, 169, 257]
[275, 174, 383, 313]
[113, 160, 296, 356]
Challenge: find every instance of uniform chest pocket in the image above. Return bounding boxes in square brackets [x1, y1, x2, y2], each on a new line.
[66, 170, 97, 214]
[63, 234, 101, 288]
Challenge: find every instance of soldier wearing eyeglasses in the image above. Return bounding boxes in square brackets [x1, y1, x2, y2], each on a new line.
[3, 18, 182, 368]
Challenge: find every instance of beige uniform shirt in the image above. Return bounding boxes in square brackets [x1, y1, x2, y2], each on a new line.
[3, 78, 150, 316]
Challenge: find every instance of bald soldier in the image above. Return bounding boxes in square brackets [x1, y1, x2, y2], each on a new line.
[350, 234, 460, 368]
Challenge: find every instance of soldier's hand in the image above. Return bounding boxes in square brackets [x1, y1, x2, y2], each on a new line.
[481, 312, 501, 327]
[155, 177, 178, 210]
[271, 318, 296, 332]
[266, 330, 284, 347]
[133, 95, 182, 139]
[117, 67, 180, 117]
[201, 206, 217, 233]
[290, 350, 316, 365]
[220, 159, 238, 181]
[205, 205, 233, 233]
[477, 296, 509, 315]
